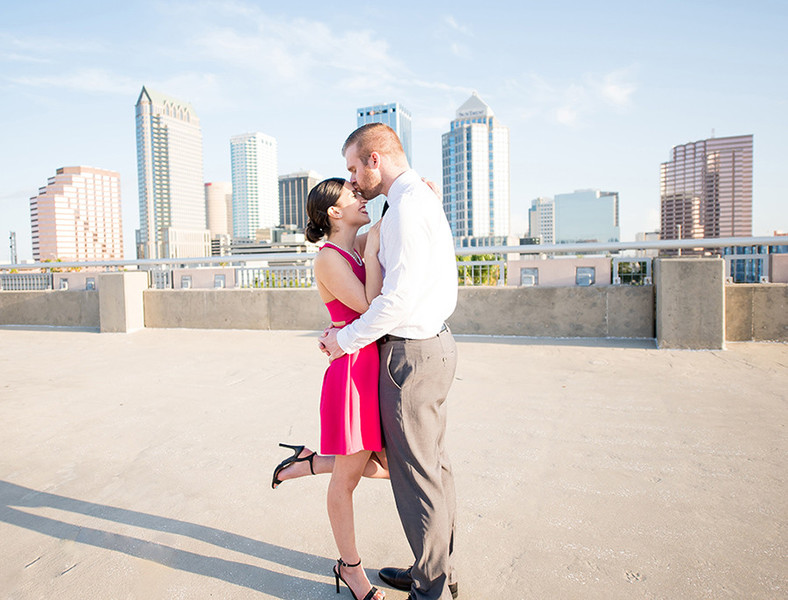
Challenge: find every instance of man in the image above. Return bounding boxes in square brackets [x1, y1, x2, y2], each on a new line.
[320, 123, 459, 600]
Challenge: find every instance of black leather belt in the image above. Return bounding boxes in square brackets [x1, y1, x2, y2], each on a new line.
[379, 324, 448, 345]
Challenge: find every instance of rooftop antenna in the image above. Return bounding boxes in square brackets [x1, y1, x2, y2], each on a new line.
[711, 128, 716, 139]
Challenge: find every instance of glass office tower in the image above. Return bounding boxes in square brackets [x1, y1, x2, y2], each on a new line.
[230, 132, 279, 239]
[441, 92, 510, 244]
[135, 86, 207, 259]
[279, 170, 321, 229]
[660, 135, 753, 242]
[356, 102, 413, 226]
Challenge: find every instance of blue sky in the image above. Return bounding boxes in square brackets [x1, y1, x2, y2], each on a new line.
[1, 0, 786, 261]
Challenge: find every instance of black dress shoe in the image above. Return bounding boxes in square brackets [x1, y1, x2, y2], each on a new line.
[378, 566, 458, 598]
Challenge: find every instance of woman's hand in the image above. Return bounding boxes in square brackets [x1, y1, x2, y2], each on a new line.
[365, 220, 382, 260]
[422, 177, 440, 198]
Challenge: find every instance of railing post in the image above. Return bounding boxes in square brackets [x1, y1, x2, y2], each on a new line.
[654, 258, 725, 349]
[98, 272, 148, 333]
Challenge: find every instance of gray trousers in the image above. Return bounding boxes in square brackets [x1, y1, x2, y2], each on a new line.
[379, 328, 457, 600]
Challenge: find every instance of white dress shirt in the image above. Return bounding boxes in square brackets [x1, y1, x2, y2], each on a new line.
[337, 169, 458, 355]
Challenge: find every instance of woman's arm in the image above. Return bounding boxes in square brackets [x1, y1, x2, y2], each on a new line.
[314, 250, 370, 315]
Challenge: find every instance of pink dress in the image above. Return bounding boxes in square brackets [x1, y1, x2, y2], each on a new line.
[319, 242, 383, 456]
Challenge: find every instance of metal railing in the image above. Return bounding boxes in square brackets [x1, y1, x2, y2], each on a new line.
[457, 258, 507, 286]
[1, 236, 784, 291]
[0, 272, 53, 291]
[237, 265, 315, 288]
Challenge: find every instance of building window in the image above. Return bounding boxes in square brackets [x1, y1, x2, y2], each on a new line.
[85, 277, 96, 291]
[576, 267, 596, 286]
[214, 274, 226, 289]
[520, 268, 538, 286]
[180, 275, 192, 289]
[59, 278, 69, 290]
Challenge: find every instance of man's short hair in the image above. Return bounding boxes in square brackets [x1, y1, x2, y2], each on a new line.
[342, 122, 406, 165]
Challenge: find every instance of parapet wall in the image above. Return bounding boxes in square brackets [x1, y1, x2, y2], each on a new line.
[450, 286, 654, 338]
[726, 284, 788, 341]
[0, 291, 99, 328]
[1, 279, 786, 344]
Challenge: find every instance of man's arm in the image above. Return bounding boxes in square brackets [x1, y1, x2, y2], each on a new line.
[336, 199, 432, 354]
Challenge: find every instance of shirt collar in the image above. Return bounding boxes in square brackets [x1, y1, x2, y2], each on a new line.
[386, 169, 420, 205]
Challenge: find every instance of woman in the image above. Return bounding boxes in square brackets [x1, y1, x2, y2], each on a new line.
[271, 177, 388, 600]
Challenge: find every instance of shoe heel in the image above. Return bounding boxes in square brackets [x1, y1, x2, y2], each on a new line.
[279, 443, 302, 451]
[334, 567, 340, 593]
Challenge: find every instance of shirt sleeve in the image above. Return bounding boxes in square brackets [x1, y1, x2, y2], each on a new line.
[336, 198, 431, 354]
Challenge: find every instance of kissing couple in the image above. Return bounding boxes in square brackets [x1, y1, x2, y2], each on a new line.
[272, 123, 460, 600]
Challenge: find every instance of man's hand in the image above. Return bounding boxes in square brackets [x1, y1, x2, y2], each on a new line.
[320, 327, 346, 362]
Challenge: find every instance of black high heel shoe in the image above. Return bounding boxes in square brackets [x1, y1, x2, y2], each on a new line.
[333, 558, 383, 600]
[271, 443, 316, 489]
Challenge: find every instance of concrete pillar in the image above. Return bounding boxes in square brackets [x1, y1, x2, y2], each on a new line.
[654, 258, 725, 349]
[98, 272, 148, 333]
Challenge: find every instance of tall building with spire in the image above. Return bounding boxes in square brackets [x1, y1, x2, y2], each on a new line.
[135, 86, 209, 259]
[230, 132, 279, 239]
[660, 134, 753, 243]
[30, 166, 123, 262]
[356, 102, 412, 225]
[441, 92, 510, 246]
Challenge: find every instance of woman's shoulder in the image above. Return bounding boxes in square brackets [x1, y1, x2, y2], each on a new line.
[314, 244, 349, 271]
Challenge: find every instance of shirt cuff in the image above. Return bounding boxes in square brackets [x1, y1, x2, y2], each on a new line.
[336, 325, 356, 355]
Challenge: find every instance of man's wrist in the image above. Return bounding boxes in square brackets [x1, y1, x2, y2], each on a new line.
[335, 326, 352, 354]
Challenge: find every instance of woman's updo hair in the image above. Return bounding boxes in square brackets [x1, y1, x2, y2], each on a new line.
[305, 177, 347, 243]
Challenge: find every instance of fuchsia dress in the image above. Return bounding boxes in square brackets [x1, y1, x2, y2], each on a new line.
[319, 242, 383, 456]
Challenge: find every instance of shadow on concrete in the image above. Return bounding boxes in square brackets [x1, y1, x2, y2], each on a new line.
[0, 480, 341, 598]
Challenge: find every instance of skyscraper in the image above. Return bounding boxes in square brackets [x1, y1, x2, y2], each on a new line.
[528, 197, 555, 244]
[357, 102, 413, 164]
[30, 166, 123, 261]
[554, 190, 620, 244]
[356, 102, 412, 225]
[442, 92, 510, 245]
[660, 135, 753, 242]
[135, 86, 208, 259]
[205, 182, 232, 237]
[230, 132, 279, 239]
[279, 170, 321, 229]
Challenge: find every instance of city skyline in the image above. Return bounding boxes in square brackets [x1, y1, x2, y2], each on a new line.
[1, 1, 787, 262]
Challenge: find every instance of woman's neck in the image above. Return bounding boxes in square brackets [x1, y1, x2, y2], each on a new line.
[326, 226, 359, 253]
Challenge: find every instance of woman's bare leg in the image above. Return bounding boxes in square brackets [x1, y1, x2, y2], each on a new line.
[328, 451, 384, 600]
[274, 447, 389, 483]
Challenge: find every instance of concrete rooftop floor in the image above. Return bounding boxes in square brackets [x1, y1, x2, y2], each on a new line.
[0, 328, 786, 600]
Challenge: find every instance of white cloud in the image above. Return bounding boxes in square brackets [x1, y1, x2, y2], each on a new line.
[450, 42, 470, 58]
[588, 68, 637, 107]
[9, 68, 139, 95]
[556, 107, 578, 125]
[0, 52, 51, 64]
[445, 15, 472, 36]
[186, 6, 409, 88]
[506, 68, 637, 126]
[0, 32, 104, 55]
